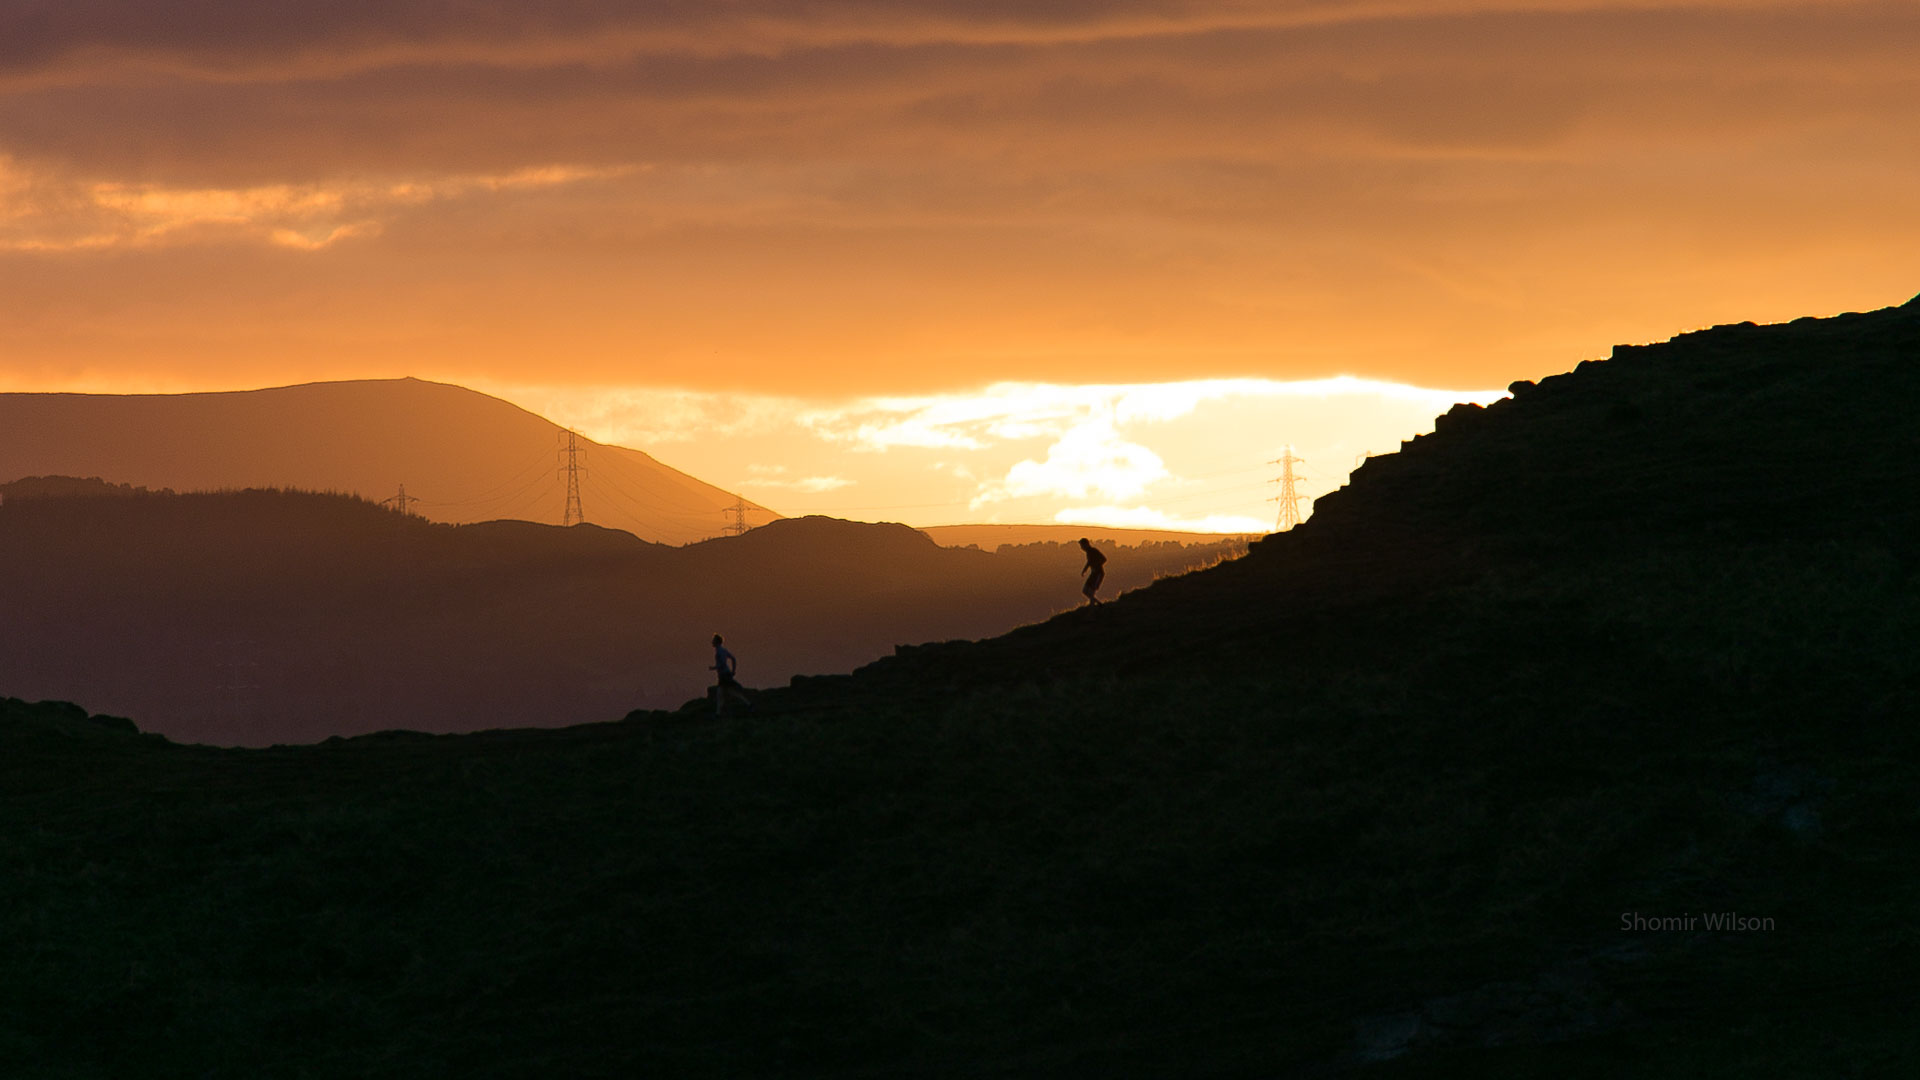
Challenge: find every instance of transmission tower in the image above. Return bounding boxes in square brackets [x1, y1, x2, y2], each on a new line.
[1268, 447, 1307, 532]
[722, 497, 751, 536]
[381, 483, 419, 516]
[558, 430, 588, 526]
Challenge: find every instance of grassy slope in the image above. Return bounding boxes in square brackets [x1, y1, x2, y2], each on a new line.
[4, 300, 1919, 1076]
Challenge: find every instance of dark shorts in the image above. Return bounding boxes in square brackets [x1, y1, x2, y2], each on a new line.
[1085, 568, 1105, 591]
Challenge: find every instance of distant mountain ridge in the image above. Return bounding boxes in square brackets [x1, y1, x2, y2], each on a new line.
[0, 490, 1244, 745]
[0, 377, 770, 545]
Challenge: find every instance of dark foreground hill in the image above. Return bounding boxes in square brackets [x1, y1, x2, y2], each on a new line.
[0, 494, 1241, 745]
[0, 377, 770, 544]
[4, 297, 1918, 1077]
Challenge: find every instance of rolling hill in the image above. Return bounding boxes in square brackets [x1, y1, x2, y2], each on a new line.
[0, 492, 1243, 745]
[0, 377, 770, 545]
[3, 295, 1917, 1076]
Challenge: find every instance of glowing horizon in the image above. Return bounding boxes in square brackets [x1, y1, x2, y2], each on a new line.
[471, 375, 1508, 534]
[3, 0, 1917, 520]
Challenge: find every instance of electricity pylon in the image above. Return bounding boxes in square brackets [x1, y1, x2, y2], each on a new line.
[558, 430, 587, 526]
[381, 483, 419, 516]
[1268, 447, 1307, 532]
[722, 497, 751, 536]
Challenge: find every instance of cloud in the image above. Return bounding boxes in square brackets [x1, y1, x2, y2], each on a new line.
[741, 465, 854, 492]
[7, 2, 1915, 187]
[3, 3, 1879, 84]
[802, 386, 1111, 452]
[460, 383, 807, 447]
[4, 1, 1918, 399]
[802, 377, 1504, 459]
[1054, 505, 1271, 534]
[416, 376, 1504, 533]
[976, 420, 1168, 505]
[531, 376, 1497, 526]
[0, 157, 631, 252]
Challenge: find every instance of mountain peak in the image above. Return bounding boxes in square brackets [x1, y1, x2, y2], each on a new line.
[0, 378, 771, 545]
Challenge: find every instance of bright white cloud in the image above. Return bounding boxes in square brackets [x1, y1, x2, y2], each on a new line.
[1054, 505, 1271, 535]
[798, 377, 1506, 457]
[975, 420, 1167, 506]
[468, 374, 1506, 533]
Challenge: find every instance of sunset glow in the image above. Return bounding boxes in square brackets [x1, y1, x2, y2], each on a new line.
[4, 0, 1918, 528]
[489, 377, 1508, 532]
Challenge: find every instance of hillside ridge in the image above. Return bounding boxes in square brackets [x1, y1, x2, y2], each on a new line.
[0, 376, 771, 545]
[0, 488, 1244, 744]
[3, 298, 1917, 1076]
[809, 294, 1920, 695]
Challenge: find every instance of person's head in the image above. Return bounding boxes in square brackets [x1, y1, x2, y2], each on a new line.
[1078, 537, 1091, 549]
[711, 634, 723, 646]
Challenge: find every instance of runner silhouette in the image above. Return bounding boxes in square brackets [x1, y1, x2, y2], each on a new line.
[1078, 538, 1108, 605]
[709, 633, 753, 717]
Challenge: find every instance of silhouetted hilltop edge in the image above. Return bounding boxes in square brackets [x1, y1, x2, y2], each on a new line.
[1, 697, 152, 743]
[0, 475, 172, 501]
[819, 294, 1920, 695]
[0, 377, 772, 544]
[1298, 294, 1920, 559]
[4, 299, 1917, 1076]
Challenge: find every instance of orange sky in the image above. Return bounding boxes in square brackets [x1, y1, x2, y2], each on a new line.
[3, 1, 1918, 529]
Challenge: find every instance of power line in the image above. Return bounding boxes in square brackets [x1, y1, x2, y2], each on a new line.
[446, 473, 557, 515]
[591, 456, 729, 518]
[418, 447, 556, 506]
[772, 497, 962, 513]
[584, 463, 727, 535]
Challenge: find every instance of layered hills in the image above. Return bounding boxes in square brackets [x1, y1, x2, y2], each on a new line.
[4, 297, 1918, 1076]
[0, 377, 769, 545]
[0, 493, 1242, 745]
